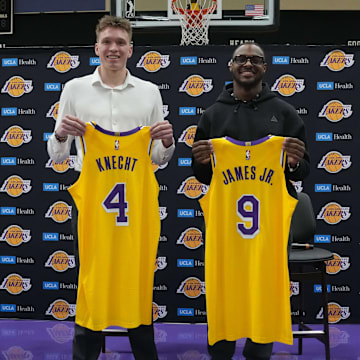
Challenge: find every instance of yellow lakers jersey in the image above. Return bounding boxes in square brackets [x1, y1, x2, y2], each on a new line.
[200, 135, 297, 346]
[68, 123, 160, 331]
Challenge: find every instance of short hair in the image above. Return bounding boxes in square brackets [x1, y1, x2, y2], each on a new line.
[95, 15, 133, 42]
[232, 42, 266, 62]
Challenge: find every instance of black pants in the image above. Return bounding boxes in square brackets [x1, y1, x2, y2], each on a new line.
[73, 323, 158, 360]
[208, 339, 273, 360]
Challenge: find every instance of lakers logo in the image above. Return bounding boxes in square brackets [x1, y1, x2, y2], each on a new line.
[45, 251, 76, 272]
[47, 51, 80, 73]
[317, 151, 351, 173]
[1, 76, 33, 97]
[320, 50, 354, 71]
[290, 180, 303, 193]
[317, 202, 350, 225]
[159, 207, 168, 220]
[46, 102, 60, 120]
[0, 273, 32, 295]
[329, 326, 350, 348]
[179, 75, 213, 96]
[178, 125, 197, 147]
[1, 125, 32, 147]
[318, 100, 352, 122]
[154, 256, 167, 272]
[177, 176, 208, 199]
[47, 323, 74, 344]
[163, 105, 169, 118]
[136, 51, 170, 72]
[271, 74, 305, 96]
[152, 302, 167, 321]
[0, 175, 32, 197]
[152, 161, 168, 172]
[45, 201, 72, 223]
[0, 225, 31, 247]
[290, 281, 299, 297]
[45, 299, 76, 320]
[176, 227, 203, 249]
[325, 252, 350, 275]
[316, 302, 350, 324]
[2, 346, 33, 360]
[45, 155, 76, 173]
[177, 277, 205, 298]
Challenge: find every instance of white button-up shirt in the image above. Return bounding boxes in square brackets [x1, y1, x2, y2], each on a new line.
[47, 67, 175, 171]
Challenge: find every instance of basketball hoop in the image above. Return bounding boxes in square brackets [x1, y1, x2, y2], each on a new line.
[172, 0, 217, 46]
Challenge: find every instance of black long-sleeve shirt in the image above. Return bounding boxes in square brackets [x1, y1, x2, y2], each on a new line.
[192, 82, 310, 198]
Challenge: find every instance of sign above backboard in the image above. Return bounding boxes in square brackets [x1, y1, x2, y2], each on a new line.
[113, 0, 279, 30]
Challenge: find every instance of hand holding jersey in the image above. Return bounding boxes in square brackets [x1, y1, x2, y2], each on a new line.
[193, 137, 305, 168]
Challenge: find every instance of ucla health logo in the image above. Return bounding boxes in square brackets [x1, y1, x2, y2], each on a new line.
[1, 76, 33, 97]
[2, 58, 18, 66]
[154, 256, 167, 272]
[318, 100, 352, 122]
[47, 51, 80, 73]
[45, 156, 76, 173]
[177, 176, 208, 199]
[178, 125, 197, 147]
[271, 74, 305, 96]
[177, 277, 205, 298]
[0, 175, 32, 197]
[317, 202, 350, 225]
[179, 75, 213, 97]
[0, 225, 31, 247]
[152, 302, 167, 321]
[1, 126, 32, 147]
[46, 299, 76, 320]
[46, 102, 59, 120]
[0, 273, 32, 295]
[1, 107, 17, 116]
[272, 56, 289, 65]
[317, 151, 351, 173]
[316, 302, 350, 324]
[180, 56, 198, 65]
[45, 201, 72, 223]
[136, 51, 170, 72]
[320, 50, 354, 71]
[45, 251, 76, 272]
[316, 133, 333, 142]
[325, 253, 350, 275]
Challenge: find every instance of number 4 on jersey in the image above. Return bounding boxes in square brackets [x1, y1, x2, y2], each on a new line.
[102, 183, 129, 226]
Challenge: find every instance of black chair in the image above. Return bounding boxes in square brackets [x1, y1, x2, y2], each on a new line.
[289, 192, 333, 360]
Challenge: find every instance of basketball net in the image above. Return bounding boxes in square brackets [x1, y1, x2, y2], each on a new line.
[172, 0, 217, 46]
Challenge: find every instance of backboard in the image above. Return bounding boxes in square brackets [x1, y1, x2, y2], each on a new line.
[112, 0, 279, 30]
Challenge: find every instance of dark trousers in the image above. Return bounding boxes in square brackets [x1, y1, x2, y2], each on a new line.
[208, 339, 273, 360]
[73, 323, 158, 360]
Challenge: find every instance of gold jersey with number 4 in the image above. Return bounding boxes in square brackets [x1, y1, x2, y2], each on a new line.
[200, 135, 297, 346]
[68, 122, 160, 331]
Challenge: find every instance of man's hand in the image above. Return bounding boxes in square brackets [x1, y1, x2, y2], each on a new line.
[192, 140, 214, 165]
[150, 121, 173, 148]
[55, 115, 87, 138]
[282, 137, 305, 167]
